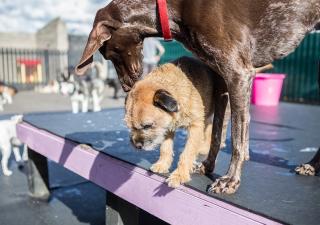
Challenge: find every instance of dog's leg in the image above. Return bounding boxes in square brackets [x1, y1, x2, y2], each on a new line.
[81, 97, 89, 113]
[12, 146, 22, 162]
[197, 90, 229, 175]
[22, 144, 28, 161]
[167, 124, 204, 188]
[198, 122, 213, 155]
[150, 132, 174, 174]
[92, 89, 102, 112]
[220, 102, 230, 149]
[1, 143, 12, 176]
[295, 148, 320, 176]
[71, 100, 79, 114]
[208, 72, 254, 194]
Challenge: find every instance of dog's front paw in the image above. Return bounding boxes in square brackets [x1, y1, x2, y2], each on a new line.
[166, 169, 190, 188]
[295, 164, 316, 176]
[208, 176, 240, 194]
[3, 170, 13, 176]
[150, 161, 170, 174]
[193, 159, 214, 175]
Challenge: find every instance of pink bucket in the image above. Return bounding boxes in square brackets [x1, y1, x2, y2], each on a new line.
[251, 73, 286, 106]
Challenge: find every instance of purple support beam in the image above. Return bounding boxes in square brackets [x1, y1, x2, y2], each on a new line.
[17, 122, 281, 225]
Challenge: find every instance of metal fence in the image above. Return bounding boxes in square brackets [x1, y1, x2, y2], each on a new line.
[0, 48, 67, 90]
[271, 32, 320, 104]
[160, 35, 320, 104]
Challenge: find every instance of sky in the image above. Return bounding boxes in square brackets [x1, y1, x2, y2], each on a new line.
[0, 0, 110, 34]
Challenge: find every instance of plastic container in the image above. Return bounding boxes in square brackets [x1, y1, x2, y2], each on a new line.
[251, 73, 286, 106]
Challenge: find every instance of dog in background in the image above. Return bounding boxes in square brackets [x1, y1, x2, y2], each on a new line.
[0, 115, 27, 176]
[58, 66, 105, 113]
[0, 82, 18, 111]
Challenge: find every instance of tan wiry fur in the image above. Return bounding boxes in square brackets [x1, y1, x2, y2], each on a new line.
[125, 57, 228, 188]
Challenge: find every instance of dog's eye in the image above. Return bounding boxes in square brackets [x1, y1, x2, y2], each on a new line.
[142, 124, 153, 130]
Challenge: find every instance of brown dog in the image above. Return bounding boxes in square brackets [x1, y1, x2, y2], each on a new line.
[76, 0, 320, 194]
[125, 57, 229, 187]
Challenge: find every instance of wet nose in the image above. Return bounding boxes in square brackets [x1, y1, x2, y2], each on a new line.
[130, 137, 143, 149]
[135, 142, 143, 149]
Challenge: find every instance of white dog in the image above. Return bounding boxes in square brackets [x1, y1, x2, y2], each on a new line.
[59, 64, 105, 114]
[0, 115, 27, 176]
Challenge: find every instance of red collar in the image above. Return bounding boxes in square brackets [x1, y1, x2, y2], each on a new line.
[157, 0, 173, 41]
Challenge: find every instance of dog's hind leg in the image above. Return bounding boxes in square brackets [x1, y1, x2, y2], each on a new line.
[221, 102, 230, 149]
[81, 97, 89, 113]
[92, 89, 102, 112]
[208, 70, 254, 194]
[11, 137, 22, 162]
[198, 122, 212, 155]
[71, 100, 79, 114]
[12, 146, 22, 162]
[22, 144, 28, 161]
[197, 87, 229, 175]
[150, 132, 175, 174]
[295, 148, 320, 176]
[1, 143, 12, 176]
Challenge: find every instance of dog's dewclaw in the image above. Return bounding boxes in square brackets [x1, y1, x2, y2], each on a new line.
[295, 164, 316, 176]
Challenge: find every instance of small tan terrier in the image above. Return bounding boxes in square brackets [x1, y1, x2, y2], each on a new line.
[125, 57, 229, 188]
[125, 56, 272, 188]
[125, 57, 272, 187]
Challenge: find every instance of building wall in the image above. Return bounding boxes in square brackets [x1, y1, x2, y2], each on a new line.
[68, 35, 88, 68]
[0, 32, 37, 49]
[0, 18, 69, 89]
[36, 18, 68, 51]
[0, 18, 68, 51]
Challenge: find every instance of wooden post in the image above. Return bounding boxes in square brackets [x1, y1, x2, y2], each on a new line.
[27, 147, 50, 201]
[106, 191, 168, 225]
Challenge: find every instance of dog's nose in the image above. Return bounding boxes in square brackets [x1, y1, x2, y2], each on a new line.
[130, 137, 143, 149]
[135, 142, 143, 149]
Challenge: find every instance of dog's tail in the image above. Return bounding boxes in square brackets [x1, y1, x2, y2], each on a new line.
[255, 64, 274, 73]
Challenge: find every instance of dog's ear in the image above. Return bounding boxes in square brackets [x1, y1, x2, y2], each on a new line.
[75, 20, 120, 75]
[153, 89, 179, 113]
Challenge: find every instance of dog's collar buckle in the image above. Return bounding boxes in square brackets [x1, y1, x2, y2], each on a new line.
[157, 0, 173, 42]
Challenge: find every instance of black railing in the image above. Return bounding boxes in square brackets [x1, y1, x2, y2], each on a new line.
[0, 48, 67, 90]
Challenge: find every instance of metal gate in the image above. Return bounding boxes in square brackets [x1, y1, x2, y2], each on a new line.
[0, 48, 67, 90]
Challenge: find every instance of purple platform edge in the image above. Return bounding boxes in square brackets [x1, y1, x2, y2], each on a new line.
[17, 122, 282, 225]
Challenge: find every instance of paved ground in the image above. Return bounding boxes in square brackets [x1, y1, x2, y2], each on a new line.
[0, 88, 125, 115]
[1, 89, 319, 225]
[0, 88, 125, 225]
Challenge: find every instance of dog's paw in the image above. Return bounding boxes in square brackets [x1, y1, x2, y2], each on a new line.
[166, 170, 190, 188]
[193, 159, 214, 175]
[3, 170, 13, 176]
[208, 176, 240, 194]
[295, 164, 316, 176]
[150, 162, 170, 174]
